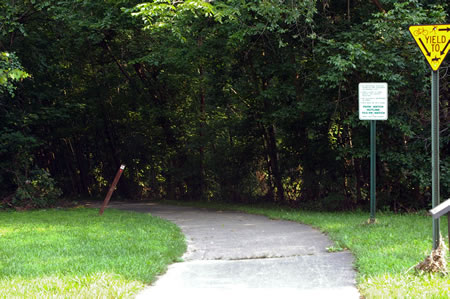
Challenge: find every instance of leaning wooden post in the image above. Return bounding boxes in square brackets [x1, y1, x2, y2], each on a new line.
[99, 165, 126, 215]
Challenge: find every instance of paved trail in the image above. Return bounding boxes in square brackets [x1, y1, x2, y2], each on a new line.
[95, 202, 360, 298]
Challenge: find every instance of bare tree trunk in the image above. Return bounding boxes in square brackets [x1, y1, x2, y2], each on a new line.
[198, 61, 206, 200]
[73, 139, 90, 195]
[264, 125, 285, 203]
[348, 128, 363, 202]
[347, 0, 351, 21]
[261, 126, 276, 200]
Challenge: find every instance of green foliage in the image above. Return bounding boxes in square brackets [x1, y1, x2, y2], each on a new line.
[0, 0, 448, 210]
[13, 168, 62, 208]
[0, 52, 29, 96]
[308, 0, 449, 208]
[0, 208, 186, 297]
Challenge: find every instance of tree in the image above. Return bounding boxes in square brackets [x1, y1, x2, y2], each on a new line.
[1, 0, 448, 210]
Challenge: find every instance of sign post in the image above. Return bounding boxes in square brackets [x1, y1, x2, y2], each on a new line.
[409, 24, 450, 249]
[431, 69, 440, 249]
[359, 82, 388, 222]
[370, 119, 376, 220]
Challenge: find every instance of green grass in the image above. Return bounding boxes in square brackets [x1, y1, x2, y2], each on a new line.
[165, 200, 449, 298]
[0, 207, 186, 298]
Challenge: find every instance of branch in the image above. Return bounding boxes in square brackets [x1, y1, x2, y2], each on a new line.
[101, 40, 133, 83]
[371, 0, 386, 13]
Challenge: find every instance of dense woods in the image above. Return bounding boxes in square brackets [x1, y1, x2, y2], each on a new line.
[1, 0, 449, 210]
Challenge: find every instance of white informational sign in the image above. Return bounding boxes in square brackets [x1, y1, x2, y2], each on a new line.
[359, 83, 388, 120]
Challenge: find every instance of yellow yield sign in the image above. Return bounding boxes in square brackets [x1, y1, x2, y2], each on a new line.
[409, 24, 450, 71]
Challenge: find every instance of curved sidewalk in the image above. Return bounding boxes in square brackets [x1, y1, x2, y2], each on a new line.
[102, 202, 360, 298]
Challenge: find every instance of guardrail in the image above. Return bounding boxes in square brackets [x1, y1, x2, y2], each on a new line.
[429, 198, 450, 250]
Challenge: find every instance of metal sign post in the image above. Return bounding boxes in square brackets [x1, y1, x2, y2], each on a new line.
[359, 83, 388, 222]
[431, 70, 440, 249]
[408, 24, 449, 250]
[370, 120, 376, 220]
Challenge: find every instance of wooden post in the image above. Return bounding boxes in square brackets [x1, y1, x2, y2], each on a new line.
[99, 165, 125, 215]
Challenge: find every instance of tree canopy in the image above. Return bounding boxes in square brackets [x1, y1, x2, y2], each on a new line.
[1, 0, 449, 211]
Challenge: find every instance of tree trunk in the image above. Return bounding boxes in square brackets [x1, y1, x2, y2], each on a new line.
[348, 128, 363, 203]
[263, 125, 285, 203]
[198, 60, 206, 200]
[73, 139, 90, 195]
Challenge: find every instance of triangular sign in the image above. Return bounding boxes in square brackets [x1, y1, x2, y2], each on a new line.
[409, 24, 450, 71]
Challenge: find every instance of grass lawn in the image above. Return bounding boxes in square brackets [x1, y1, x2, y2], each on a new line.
[0, 207, 186, 298]
[165, 200, 449, 298]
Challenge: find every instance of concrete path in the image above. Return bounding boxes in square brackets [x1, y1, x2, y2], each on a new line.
[96, 202, 360, 298]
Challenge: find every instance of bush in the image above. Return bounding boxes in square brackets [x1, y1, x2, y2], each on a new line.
[12, 168, 62, 208]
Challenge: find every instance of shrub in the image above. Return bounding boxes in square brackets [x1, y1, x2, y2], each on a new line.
[12, 168, 62, 208]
